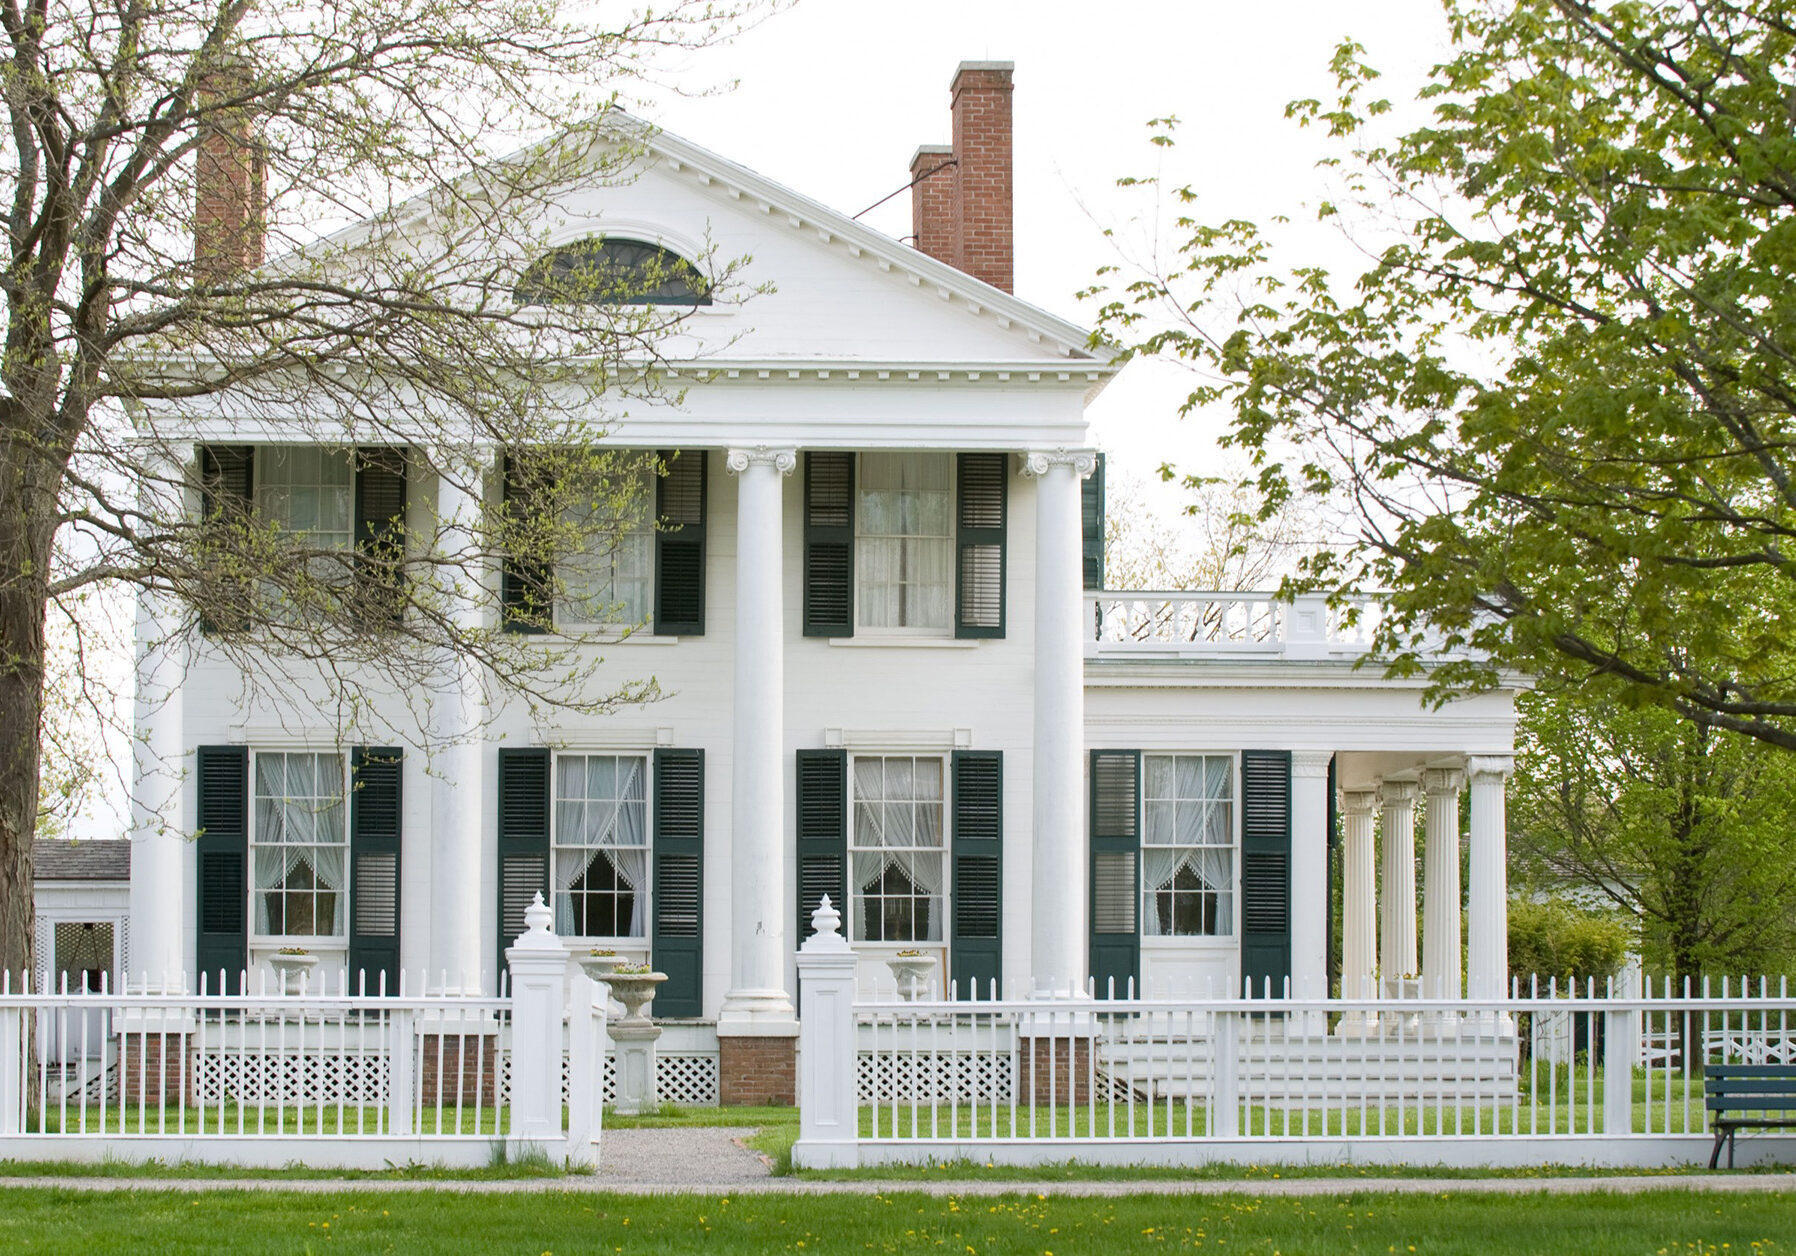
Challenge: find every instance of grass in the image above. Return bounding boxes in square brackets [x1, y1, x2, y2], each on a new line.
[0, 1154, 573, 1181]
[26, 1101, 508, 1136]
[0, 1185, 1790, 1253]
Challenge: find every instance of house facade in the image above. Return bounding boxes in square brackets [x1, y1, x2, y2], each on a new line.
[123, 63, 1521, 1102]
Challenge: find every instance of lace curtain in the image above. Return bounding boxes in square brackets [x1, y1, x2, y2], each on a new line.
[554, 756, 648, 937]
[251, 752, 347, 938]
[857, 452, 953, 629]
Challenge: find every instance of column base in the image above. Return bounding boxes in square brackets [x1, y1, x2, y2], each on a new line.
[718, 1034, 797, 1106]
[716, 987, 799, 1036]
[1018, 1036, 1092, 1107]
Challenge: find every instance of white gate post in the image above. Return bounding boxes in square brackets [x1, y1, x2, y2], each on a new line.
[1603, 983, 1635, 1138]
[1211, 1011, 1240, 1139]
[793, 896, 860, 1169]
[387, 1007, 415, 1136]
[506, 892, 569, 1161]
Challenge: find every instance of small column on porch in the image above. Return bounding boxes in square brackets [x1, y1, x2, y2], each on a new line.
[1289, 752, 1334, 1015]
[1338, 789, 1380, 1028]
[128, 452, 191, 990]
[1421, 767, 1465, 1008]
[1466, 756, 1514, 1006]
[1378, 780, 1419, 994]
[429, 447, 489, 993]
[1022, 449, 1098, 994]
[719, 447, 799, 1098]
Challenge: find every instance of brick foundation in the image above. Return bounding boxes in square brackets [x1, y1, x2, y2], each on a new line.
[718, 1035, 796, 1106]
[120, 1032, 189, 1106]
[1017, 1036, 1092, 1107]
[419, 1034, 499, 1107]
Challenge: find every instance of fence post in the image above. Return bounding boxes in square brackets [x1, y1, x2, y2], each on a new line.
[0, 998, 20, 1135]
[388, 1007, 415, 1136]
[506, 892, 570, 1161]
[1212, 1011, 1240, 1138]
[793, 896, 860, 1169]
[565, 971, 603, 1170]
[1603, 983, 1634, 1137]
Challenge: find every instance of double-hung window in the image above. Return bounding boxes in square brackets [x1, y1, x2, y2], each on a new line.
[256, 446, 355, 587]
[556, 468, 655, 628]
[849, 755, 946, 942]
[1141, 754, 1235, 937]
[251, 751, 348, 941]
[857, 453, 953, 632]
[553, 754, 650, 939]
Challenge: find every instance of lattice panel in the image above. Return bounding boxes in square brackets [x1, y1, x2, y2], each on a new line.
[502, 1052, 718, 1107]
[857, 1051, 1015, 1104]
[195, 1050, 390, 1106]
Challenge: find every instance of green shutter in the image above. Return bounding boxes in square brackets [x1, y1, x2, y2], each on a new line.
[354, 449, 407, 628]
[1088, 749, 1141, 999]
[795, 750, 847, 941]
[1081, 452, 1106, 591]
[802, 453, 854, 637]
[652, 748, 705, 1017]
[197, 446, 253, 634]
[654, 450, 708, 636]
[950, 750, 1003, 999]
[1240, 750, 1293, 1000]
[349, 747, 403, 996]
[500, 453, 551, 634]
[955, 453, 1007, 638]
[195, 745, 249, 994]
[496, 747, 551, 988]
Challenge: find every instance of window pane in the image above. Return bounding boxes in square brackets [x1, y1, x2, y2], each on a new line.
[552, 754, 649, 938]
[857, 453, 952, 630]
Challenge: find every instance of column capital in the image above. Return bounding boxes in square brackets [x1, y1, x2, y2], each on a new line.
[1291, 750, 1334, 779]
[1338, 788, 1380, 817]
[1020, 447, 1099, 479]
[1378, 779, 1420, 807]
[1466, 755, 1516, 784]
[1422, 767, 1464, 797]
[726, 445, 798, 476]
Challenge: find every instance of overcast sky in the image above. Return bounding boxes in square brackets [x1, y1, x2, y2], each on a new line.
[638, 0, 1456, 489]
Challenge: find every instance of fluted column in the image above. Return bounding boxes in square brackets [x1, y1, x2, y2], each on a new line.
[430, 448, 488, 993]
[1378, 780, 1419, 992]
[1289, 752, 1334, 1015]
[1466, 756, 1514, 1005]
[128, 574, 190, 990]
[1421, 767, 1464, 1007]
[720, 446, 799, 1032]
[1022, 449, 1097, 994]
[1339, 790, 1380, 1023]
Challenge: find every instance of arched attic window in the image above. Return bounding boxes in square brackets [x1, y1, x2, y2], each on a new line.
[514, 237, 713, 307]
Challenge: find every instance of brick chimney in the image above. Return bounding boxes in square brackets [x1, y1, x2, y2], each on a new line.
[193, 63, 265, 281]
[909, 60, 1013, 294]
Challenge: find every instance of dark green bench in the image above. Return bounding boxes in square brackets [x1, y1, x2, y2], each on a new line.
[1705, 1064, 1796, 1168]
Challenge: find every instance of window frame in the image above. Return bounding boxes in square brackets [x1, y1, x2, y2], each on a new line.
[552, 463, 657, 632]
[550, 751, 653, 944]
[846, 752, 950, 946]
[248, 748, 351, 948]
[1138, 752, 1241, 944]
[853, 451, 957, 637]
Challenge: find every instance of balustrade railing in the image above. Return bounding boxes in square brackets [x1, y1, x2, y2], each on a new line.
[1085, 591, 1387, 659]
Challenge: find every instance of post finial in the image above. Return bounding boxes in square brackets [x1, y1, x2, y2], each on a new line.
[811, 894, 841, 938]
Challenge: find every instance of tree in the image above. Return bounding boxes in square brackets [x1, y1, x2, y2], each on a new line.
[1086, 0, 1796, 749]
[1506, 898, 1630, 989]
[1511, 685, 1796, 983]
[1103, 461, 1326, 592]
[0, 0, 769, 982]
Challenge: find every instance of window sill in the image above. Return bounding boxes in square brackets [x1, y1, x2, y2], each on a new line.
[1141, 936, 1238, 948]
[828, 636, 979, 649]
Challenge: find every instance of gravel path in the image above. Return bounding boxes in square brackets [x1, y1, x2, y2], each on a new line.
[596, 1126, 773, 1185]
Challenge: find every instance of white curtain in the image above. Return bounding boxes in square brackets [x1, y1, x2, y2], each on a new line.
[554, 756, 648, 937]
[857, 453, 952, 629]
[253, 753, 346, 937]
[850, 756, 945, 940]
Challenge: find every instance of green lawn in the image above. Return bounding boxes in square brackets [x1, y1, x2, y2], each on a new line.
[0, 1185, 1789, 1254]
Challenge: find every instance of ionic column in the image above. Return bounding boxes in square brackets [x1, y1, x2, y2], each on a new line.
[1021, 449, 1097, 994]
[1378, 780, 1419, 992]
[128, 452, 191, 991]
[719, 446, 799, 1034]
[128, 583, 189, 991]
[1421, 767, 1464, 1006]
[1289, 752, 1334, 1015]
[430, 448, 488, 993]
[1339, 789, 1380, 1020]
[1466, 756, 1514, 1005]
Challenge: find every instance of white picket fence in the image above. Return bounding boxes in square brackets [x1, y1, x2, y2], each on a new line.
[0, 894, 607, 1168]
[795, 905, 1796, 1169]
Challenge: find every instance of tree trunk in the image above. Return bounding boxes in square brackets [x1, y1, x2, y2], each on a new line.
[0, 550, 49, 990]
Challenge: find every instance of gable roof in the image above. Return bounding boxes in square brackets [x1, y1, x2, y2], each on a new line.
[34, 839, 130, 883]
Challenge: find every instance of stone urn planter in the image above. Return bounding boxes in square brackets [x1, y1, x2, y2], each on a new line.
[598, 970, 669, 1116]
[268, 952, 319, 994]
[886, 953, 938, 1002]
[576, 951, 624, 982]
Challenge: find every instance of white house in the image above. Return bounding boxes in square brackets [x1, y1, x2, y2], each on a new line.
[122, 62, 1521, 1103]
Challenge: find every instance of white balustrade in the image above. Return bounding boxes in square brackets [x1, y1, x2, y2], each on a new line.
[1083, 590, 1396, 659]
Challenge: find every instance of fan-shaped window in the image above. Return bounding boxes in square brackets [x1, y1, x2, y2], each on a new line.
[515, 237, 712, 306]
